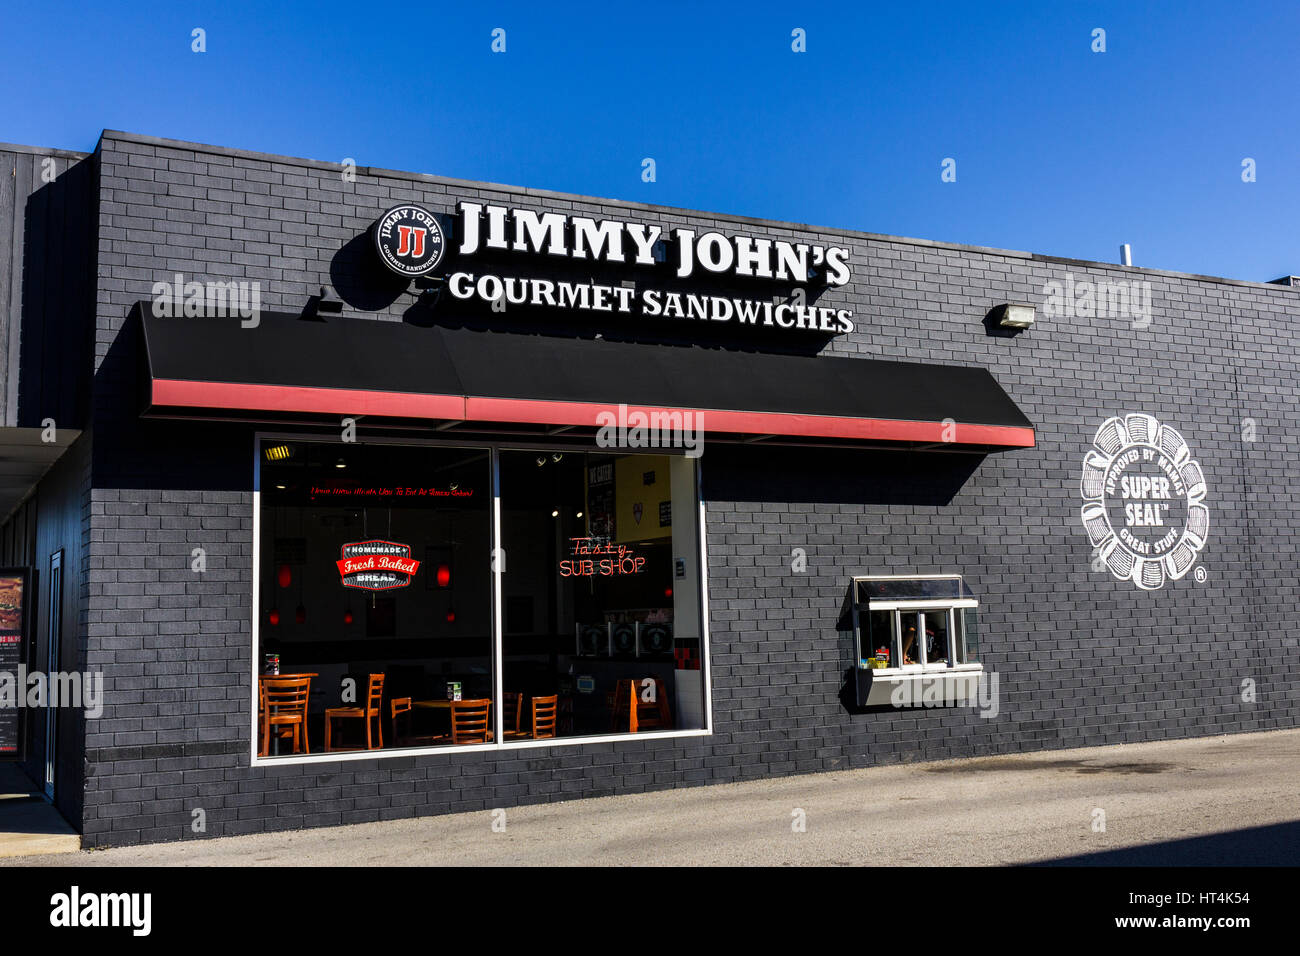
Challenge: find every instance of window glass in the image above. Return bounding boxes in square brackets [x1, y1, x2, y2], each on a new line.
[864, 609, 895, 669]
[257, 440, 492, 757]
[899, 611, 921, 666]
[499, 450, 705, 739]
[922, 610, 950, 667]
[958, 608, 978, 663]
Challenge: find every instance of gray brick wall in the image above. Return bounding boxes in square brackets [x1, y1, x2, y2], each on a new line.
[76, 131, 1300, 846]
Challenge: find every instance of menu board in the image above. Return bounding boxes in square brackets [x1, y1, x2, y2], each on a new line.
[0, 570, 28, 757]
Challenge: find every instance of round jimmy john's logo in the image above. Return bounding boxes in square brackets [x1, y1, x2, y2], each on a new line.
[373, 204, 446, 277]
[1080, 413, 1209, 590]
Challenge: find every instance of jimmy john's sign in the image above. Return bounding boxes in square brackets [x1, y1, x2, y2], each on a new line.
[371, 201, 856, 335]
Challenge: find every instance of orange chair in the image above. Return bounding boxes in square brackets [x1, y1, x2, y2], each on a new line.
[324, 673, 385, 751]
[611, 678, 671, 733]
[261, 677, 312, 755]
[503, 692, 526, 740]
[527, 695, 559, 740]
[447, 698, 492, 744]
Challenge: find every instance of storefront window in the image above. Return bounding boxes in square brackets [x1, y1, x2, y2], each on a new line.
[257, 440, 493, 757]
[254, 438, 707, 760]
[499, 450, 707, 739]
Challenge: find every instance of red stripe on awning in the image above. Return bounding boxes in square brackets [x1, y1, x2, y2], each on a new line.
[151, 379, 1035, 448]
[151, 379, 467, 421]
[465, 397, 1034, 447]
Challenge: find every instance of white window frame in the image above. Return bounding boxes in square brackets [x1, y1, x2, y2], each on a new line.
[851, 576, 982, 678]
[249, 431, 713, 766]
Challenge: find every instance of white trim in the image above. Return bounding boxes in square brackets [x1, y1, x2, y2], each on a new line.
[867, 663, 984, 678]
[490, 447, 504, 745]
[697, 465, 714, 733]
[251, 728, 714, 767]
[854, 574, 964, 581]
[248, 484, 261, 764]
[869, 598, 978, 611]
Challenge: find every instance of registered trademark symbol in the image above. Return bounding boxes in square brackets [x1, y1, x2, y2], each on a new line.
[1194, 566, 1207, 583]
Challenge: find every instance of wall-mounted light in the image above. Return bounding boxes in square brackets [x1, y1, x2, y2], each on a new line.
[551, 509, 560, 518]
[335, 458, 347, 469]
[995, 303, 1035, 329]
[575, 511, 583, 518]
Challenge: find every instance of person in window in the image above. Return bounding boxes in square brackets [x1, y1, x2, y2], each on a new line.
[902, 623, 919, 665]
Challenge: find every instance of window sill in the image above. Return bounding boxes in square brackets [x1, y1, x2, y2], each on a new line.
[857, 665, 985, 708]
[249, 727, 712, 767]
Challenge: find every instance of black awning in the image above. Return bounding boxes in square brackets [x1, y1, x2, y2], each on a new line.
[140, 308, 1035, 450]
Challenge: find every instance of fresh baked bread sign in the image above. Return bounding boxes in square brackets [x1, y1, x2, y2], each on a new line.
[337, 539, 420, 591]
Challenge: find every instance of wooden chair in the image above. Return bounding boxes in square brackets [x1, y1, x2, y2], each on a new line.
[447, 698, 492, 744]
[390, 696, 443, 748]
[324, 673, 385, 751]
[261, 677, 312, 755]
[610, 678, 671, 733]
[527, 694, 558, 740]
[503, 692, 526, 740]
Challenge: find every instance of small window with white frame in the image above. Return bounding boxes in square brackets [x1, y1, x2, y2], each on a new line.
[848, 575, 979, 674]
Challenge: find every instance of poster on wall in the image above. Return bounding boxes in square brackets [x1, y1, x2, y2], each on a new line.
[614, 455, 671, 543]
[586, 462, 615, 540]
[0, 568, 30, 759]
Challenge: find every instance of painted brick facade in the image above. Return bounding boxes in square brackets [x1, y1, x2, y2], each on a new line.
[54, 130, 1300, 845]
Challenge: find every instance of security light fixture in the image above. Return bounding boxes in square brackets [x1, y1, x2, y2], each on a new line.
[996, 303, 1035, 329]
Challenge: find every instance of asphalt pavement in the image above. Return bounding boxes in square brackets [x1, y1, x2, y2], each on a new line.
[5, 728, 1299, 866]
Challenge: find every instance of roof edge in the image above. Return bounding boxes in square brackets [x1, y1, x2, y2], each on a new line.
[0, 140, 92, 160]
[98, 129, 1299, 295]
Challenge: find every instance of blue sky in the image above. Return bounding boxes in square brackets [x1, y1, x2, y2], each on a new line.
[3, 1, 1297, 281]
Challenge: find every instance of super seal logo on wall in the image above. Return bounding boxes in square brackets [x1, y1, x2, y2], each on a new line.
[1080, 413, 1209, 590]
[373, 204, 447, 277]
[337, 540, 420, 591]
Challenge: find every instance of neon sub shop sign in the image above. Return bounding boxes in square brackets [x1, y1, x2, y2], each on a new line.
[559, 537, 646, 578]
